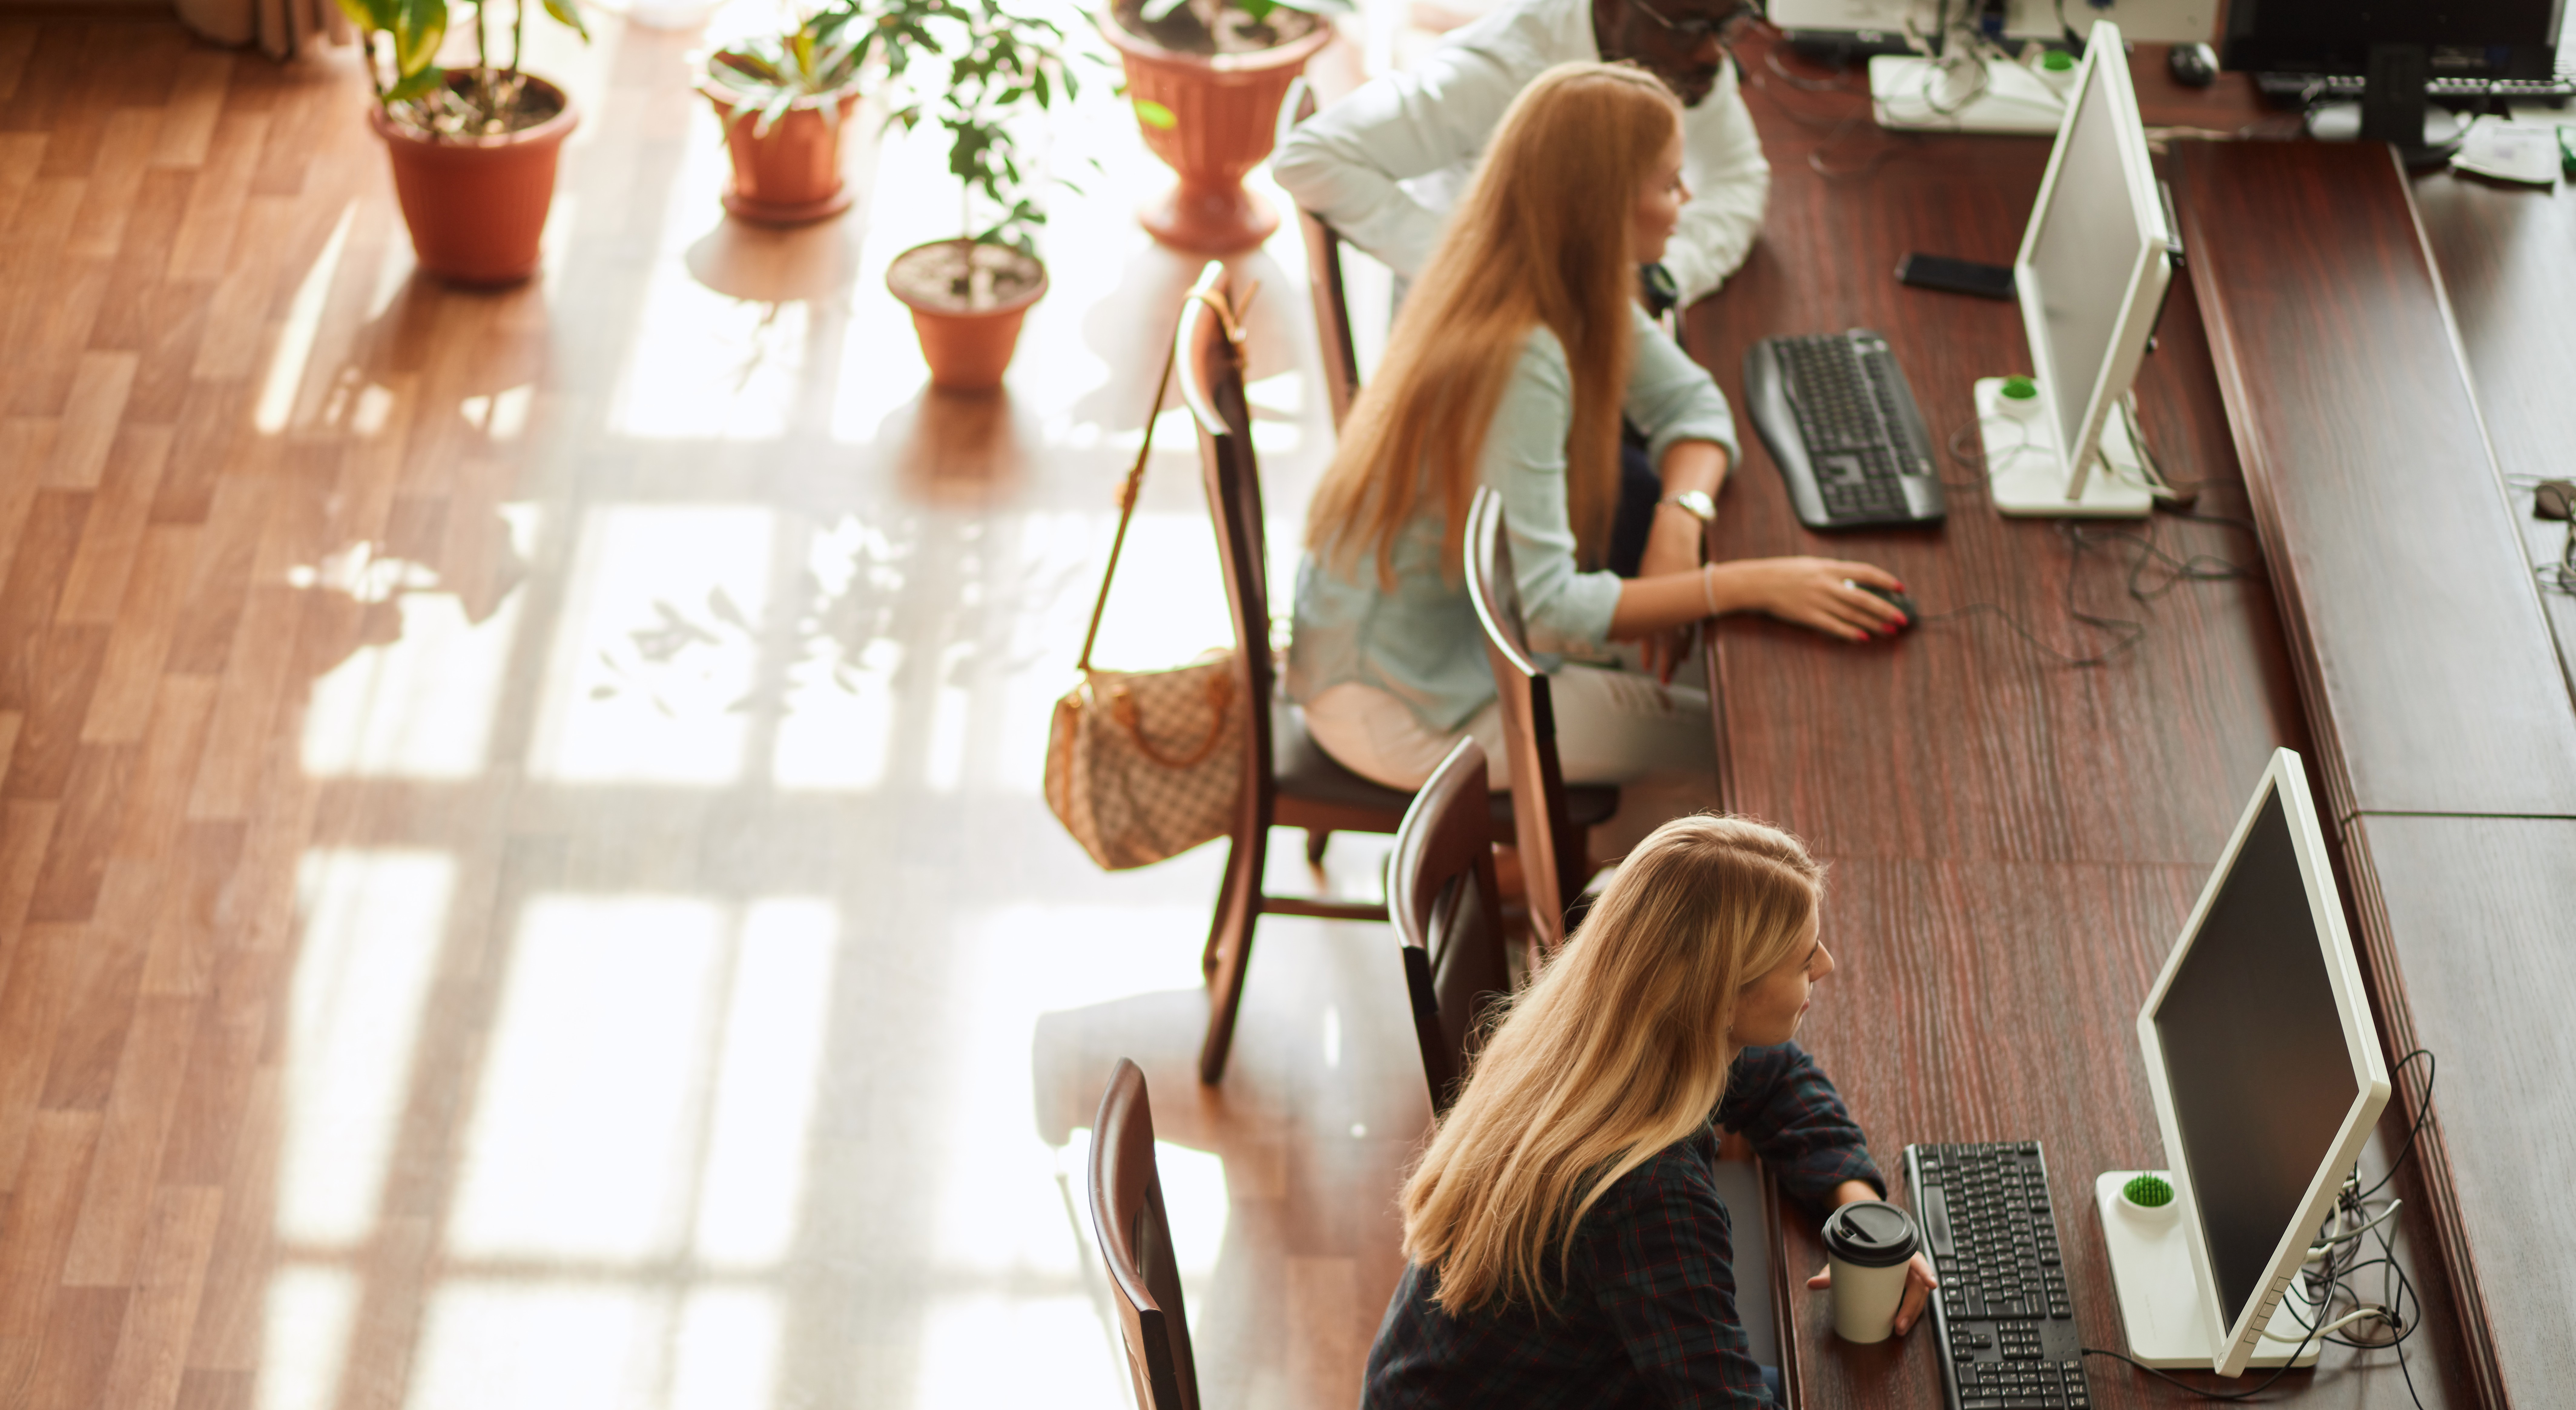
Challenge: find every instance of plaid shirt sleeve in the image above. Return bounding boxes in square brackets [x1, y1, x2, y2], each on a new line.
[1716, 1041, 1885, 1208]
[1582, 1135, 1777, 1409]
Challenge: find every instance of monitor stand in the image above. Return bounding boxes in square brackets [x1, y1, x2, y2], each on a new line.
[2095, 1172, 2325, 1370]
[1871, 54, 2068, 135]
[1974, 377, 2156, 519]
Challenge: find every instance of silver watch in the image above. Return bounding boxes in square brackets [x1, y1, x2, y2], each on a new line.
[1659, 489, 1717, 523]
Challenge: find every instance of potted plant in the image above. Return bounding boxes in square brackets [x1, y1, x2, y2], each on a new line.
[882, 0, 1089, 391]
[702, 4, 889, 225]
[1105, 0, 1347, 254]
[342, 0, 591, 285]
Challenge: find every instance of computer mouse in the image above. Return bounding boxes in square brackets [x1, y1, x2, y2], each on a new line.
[1856, 582, 1917, 632]
[2168, 42, 2218, 88]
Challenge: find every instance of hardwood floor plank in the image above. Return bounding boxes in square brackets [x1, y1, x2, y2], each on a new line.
[0, 27, 36, 109]
[3, 252, 108, 417]
[1, 624, 111, 802]
[39, 349, 138, 490]
[57, 423, 171, 624]
[23, 740, 136, 923]
[161, 110, 263, 284]
[95, 1186, 223, 1410]
[176, 1064, 275, 1373]
[112, 266, 216, 427]
[149, 921, 259, 1180]
[22, 1284, 126, 1410]
[88, 168, 198, 350]
[0, 131, 41, 230]
[149, 53, 229, 171]
[33, 895, 146, 1112]
[0, 924, 82, 1184]
[182, 584, 303, 822]
[84, 529, 206, 746]
[187, 196, 295, 382]
[62, 987, 201, 1286]
[161, 470, 269, 675]
[150, 374, 241, 528]
[65, 104, 157, 258]
[0, 417, 56, 592]
[0, 490, 92, 706]
[173, 1367, 253, 1410]
[0, 1111, 105, 1405]
[0, 800, 60, 957]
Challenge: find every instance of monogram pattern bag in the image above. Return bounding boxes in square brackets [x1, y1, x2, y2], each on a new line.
[1044, 285, 1254, 871]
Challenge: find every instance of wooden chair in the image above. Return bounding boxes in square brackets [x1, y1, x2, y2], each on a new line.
[1087, 1059, 1201, 1410]
[1282, 81, 1362, 430]
[1389, 737, 1514, 1116]
[1463, 486, 1620, 951]
[1179, 263, 1413, 1083]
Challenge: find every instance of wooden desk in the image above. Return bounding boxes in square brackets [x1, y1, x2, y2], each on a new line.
[1684, 36, 2478, 1410]
[2175, 140, 2576, 1410]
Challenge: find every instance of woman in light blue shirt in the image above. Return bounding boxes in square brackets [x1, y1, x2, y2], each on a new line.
[1289, 62, 1906, 816]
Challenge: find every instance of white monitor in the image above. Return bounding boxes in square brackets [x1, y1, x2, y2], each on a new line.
[1977, 21, 2173, 517]
[2124, 748, 2393, 1377]
[1773, 0, 2215, 46]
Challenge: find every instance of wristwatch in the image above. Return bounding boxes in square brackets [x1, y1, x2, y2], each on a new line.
[1659, 489, 1717, 523]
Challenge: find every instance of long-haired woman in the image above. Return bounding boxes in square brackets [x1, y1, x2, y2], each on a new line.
[1288, 63, 1906, 821]
[1365, 814, 1935, 1406]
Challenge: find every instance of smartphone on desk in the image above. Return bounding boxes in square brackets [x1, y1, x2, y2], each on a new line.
[1896, 253, 2015, 301]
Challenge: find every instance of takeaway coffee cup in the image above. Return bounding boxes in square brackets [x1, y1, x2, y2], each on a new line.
[1821, 1200, 1922, 1343]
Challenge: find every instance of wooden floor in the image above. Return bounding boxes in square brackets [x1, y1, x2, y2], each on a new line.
[0, 10, 1425, 1408]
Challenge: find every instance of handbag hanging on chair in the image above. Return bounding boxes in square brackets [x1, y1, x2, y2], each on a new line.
[1044, 284, 1256, 871]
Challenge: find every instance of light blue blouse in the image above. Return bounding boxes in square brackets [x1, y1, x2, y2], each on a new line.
[1287, 304, 1742, 732]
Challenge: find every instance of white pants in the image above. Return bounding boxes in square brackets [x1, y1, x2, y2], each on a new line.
[1303, 664, 1721, 858]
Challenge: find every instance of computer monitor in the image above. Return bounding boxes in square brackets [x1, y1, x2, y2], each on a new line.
[2220, 1, 2560, 156]
[2109, 748, 2394, 1377]
[1976, 21, 2172, 518]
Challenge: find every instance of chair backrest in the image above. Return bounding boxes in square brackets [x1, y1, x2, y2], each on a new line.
[1176, 261, 1278, 810]
[1089, 1059, 1202, 1410]
[1283, 82, 1362, 432]
[1463, 486, 1587, 951]
[1389, 737, 1512, 1115]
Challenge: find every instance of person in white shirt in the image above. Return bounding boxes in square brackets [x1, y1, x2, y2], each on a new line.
[1274, 0, 1768, 308]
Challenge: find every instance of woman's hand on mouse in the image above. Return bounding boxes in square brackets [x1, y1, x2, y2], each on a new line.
[1805, 1252, 1942, 1336]
[1711, 559, 1910, 641]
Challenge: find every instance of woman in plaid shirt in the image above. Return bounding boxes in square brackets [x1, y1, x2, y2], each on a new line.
[1364, 815, 1937, 1407]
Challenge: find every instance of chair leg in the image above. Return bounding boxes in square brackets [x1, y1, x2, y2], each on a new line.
[1200, 828, 1268, 1084]
[1304, 828, 1331, 868]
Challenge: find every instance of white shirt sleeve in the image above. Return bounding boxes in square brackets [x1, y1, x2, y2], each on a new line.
[1661, 64, 1770, 305]
[1271, 39, 1527, 281]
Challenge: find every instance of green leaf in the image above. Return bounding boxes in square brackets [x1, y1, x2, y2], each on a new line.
[1138, 0, 1186, 20]
[714, 49, 783, 83]
[541, 0, 589, 42]
[1133, 98, 1176, 130]
[385, 63, 445, 100]
[335, 0, 396, 33]
[391, 0, 445, 76]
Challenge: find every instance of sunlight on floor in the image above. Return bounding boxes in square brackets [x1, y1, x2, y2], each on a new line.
[531, 505, 776, 786]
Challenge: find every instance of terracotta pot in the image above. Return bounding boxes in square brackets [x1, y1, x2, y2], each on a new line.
[1103, 13, 1333, 254]
[369, 74, 579, 286]
[702, 76, 863, 225]
[887, 239, 1049, 392]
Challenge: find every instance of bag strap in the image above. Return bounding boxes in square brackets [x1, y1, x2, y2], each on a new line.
[1075, 279, 1260, 675]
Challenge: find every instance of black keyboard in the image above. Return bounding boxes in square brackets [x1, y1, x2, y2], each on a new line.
[1905, 1142, 2094, 1410]
[1743, 331, 1945, 530]
[2255, 70, 2576, 106]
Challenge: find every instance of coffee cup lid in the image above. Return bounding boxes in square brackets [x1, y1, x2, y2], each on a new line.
[1822, 1200, 1921, 1267]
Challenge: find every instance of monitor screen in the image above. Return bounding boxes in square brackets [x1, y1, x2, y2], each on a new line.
[2223, 0, 2561, 77]
[2020, 49, 2163, 481]
[2149, 789, 2360, 1326]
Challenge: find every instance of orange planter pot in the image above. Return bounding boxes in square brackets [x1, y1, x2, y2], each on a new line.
[888, 239, 1050, 392]
[370, 74, 579, 287]
[1103, 15, 1333, 255]
[703, 80, 864, 225]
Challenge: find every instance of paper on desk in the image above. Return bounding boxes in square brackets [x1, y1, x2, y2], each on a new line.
[2451, 118, 2563, 186]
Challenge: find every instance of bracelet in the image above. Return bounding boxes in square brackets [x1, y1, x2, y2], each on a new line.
[1700, 562, 1719, 618]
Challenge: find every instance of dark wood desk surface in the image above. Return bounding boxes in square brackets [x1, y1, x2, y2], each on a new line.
[1684, 36, 2477, 1410]
[2176, 143, 2576, 1409]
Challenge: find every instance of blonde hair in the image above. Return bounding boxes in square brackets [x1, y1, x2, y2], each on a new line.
[1305, 62, 1681, 584]
[1398, 814, 1822, 1316]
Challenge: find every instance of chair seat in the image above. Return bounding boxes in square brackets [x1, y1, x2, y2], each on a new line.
[1271, 697, 1620, 829]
